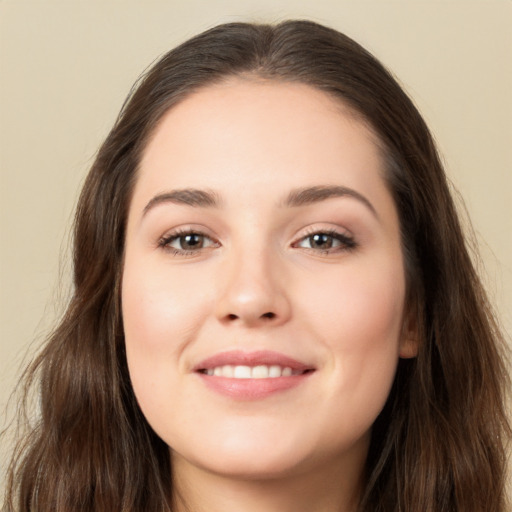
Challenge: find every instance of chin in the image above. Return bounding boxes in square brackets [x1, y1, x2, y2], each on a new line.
[192, 451, 309, 481]
[172, 430, 314, 480]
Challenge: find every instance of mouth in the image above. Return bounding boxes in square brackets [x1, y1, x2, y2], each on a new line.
[199, 364, 311, 378]
[193, 350, 315, 399]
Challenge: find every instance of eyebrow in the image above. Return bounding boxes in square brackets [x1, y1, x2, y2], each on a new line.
[142, 185, 377, 218]
[143, 188, 221, 215]
[283, 185, 377, 217]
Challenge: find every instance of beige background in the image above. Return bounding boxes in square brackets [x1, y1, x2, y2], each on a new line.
[1, 0, 511, 488]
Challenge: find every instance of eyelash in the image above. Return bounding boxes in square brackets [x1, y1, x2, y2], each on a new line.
[158, 229, 219, 256]
[292, 229, 357, 254]
[157, 228, 357, 256]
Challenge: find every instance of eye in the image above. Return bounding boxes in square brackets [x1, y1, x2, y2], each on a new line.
[293, 230, 356, 253]
[158, 230, 219, 255]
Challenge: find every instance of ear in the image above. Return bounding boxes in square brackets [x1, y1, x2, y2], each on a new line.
[399, 335, 419, 359]
[399, 309, 419, 359]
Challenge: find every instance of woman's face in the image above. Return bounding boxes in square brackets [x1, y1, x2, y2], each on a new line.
[122, 80, 416, 480]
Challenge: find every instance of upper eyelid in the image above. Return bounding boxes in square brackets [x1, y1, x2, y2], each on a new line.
[291, 226, 357, 251]
[156, 224, 355, 247]
[159, 225, 217, 240]
[292, 224, 353, 240]
[157, 228, 219, 252]
[158, 230, 220, 256]
[293, 231, 354, 244]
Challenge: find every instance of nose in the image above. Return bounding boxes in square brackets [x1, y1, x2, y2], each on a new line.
[214, 247, 292, 328]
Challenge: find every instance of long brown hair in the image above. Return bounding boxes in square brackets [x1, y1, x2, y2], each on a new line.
[3, 20, 510, 512]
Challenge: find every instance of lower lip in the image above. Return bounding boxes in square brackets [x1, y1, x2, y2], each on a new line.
[197, 372, 313, 400]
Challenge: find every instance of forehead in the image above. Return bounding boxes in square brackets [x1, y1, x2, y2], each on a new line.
[135, 79, 389, 207]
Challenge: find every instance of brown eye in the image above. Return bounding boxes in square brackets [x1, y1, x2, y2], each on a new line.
[295, 231, 356, 252]
[178, 233, 206, 250]
[160, 231, 218, 254]
[307, 233, 334, 249]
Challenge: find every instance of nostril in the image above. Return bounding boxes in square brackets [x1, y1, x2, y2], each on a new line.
[222, 311, 278, 323]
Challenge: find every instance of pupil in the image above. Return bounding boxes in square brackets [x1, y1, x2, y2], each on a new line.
[312, 234, 332, 248]
[182, 234, 203, 249]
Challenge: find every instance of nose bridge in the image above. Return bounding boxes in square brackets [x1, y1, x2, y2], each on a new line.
[215, 235, 290, 326]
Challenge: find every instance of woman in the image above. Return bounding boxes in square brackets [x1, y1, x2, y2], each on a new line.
[3, 20, 510, 512]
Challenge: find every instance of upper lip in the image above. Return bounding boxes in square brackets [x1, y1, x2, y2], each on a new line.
[193, 350, 314, 372]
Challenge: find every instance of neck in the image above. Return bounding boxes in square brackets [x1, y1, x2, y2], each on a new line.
[170, 453, 364, 512]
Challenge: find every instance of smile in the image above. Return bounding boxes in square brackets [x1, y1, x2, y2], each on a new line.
[194, 350, 315, 399]
[200, 365, 307, 378]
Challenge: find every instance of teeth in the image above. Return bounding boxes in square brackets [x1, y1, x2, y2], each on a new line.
[204, 364, 301, 378]
[233, 365, 252, 379]
[282, 367, 292, 377]
[269, 365, 282, 377]
[252, 365, 269, 378]
[221, 365, 234, 378]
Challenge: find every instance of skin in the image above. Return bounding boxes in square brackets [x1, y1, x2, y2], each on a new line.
[122, 79, 417, 512]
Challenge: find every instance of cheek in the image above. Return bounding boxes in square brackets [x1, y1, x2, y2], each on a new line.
[306, 260, 405, 424]
[122, 259, 209, 349]
[307, 257, 405, 345]
[121, 260, 210, 410]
